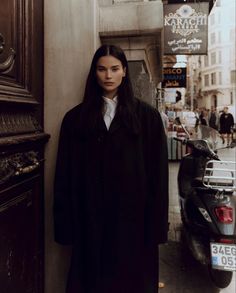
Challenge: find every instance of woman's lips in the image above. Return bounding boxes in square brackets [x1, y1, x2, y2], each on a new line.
[104, 82, 114, 85]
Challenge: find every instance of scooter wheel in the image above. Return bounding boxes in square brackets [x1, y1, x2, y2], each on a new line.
[208, 266, 233, 289]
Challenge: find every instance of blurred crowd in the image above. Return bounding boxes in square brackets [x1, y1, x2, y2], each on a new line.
[160, 106, 235, 146]
[194, 106, 235, 146]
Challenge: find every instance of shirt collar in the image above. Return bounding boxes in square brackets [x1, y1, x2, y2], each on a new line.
[102, 95, 118, 104]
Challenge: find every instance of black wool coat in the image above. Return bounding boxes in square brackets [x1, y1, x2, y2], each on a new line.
[53, 98, 169, 293]
[219, 113, 234, 134]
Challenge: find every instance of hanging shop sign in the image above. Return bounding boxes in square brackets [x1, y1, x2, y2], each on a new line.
[162, 67, 186, 88]
[164, 3, 209, 55]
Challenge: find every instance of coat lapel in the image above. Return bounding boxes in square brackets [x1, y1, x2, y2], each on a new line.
[108, 112, 123, 134]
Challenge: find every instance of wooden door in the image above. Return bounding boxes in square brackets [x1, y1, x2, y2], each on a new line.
[0, 1, 49, 292]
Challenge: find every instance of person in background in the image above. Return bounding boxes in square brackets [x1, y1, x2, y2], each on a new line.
[53, 44, 169, 293]
[199, 108, 209, 139]
[194, 108, 200, 128]
[208, 106, 219, 130]
[199, 108, 208, 126]
[219, 106, 234, 145]
[160, 109, 169, 135]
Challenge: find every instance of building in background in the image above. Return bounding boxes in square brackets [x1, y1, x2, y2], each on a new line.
[187, 0, 236, 112]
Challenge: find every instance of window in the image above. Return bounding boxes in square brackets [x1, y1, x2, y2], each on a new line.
[204, 74, 209, 87]
[231, 70, 236, 84]
[218, 31, 221, 43]
[211, 52, 216, 65]
[230, 47, 235, 60]
[210, 14, 215, 26]
[218, 51, 221, 64]
[210, 33, 216, 45]
[219, 72, 222, 85]
[211, 73, 216, 85]
[218, 11, 221, 24]
[204, 55, 209, 67]
[230, 29, 235, 42]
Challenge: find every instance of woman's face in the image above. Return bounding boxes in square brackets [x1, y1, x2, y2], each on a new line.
[96, 55, 126, 99]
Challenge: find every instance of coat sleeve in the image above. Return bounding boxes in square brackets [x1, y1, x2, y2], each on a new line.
[145, 107, 169, 245]
[230, 114, 234, 127]
[53, 114, 74, 245]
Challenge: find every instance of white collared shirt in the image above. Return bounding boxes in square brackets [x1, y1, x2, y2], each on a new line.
[103, 96, 118, 129]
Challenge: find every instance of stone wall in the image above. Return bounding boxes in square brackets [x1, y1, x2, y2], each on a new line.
[129, 61, 156, 105]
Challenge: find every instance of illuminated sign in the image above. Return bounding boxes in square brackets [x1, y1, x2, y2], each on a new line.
[164, 3, 209, 55]
[162, 67, 186, 88]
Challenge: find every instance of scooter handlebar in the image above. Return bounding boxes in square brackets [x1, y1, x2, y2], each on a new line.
[173, 137, 196, 149]
[173, 137, 219, 160]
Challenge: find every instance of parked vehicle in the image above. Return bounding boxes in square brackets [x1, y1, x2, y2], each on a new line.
[174, 117, 236, 289]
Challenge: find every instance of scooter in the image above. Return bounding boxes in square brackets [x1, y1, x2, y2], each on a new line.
[174, 117, 236, 289]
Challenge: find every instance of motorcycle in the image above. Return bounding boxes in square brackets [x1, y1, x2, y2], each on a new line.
[174, 117, 236, 288]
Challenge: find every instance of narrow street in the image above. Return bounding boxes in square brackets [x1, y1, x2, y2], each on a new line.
[159, 147, 236, 292]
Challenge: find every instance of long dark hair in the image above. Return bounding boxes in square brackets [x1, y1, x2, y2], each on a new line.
[81, 44, 139, 133]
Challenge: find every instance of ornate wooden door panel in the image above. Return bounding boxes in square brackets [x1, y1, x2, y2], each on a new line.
[0, 0, 43, 105]
[0, 1, 48, 292]
[0, 177, 43, 293]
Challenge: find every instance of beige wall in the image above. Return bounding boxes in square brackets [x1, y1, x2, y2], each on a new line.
[44, 0, 99, 292]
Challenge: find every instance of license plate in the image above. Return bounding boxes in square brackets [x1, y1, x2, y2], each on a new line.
[210, 242, 236, 271]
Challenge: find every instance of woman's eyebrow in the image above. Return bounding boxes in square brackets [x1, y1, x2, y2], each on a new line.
[97, 64, 121, 68]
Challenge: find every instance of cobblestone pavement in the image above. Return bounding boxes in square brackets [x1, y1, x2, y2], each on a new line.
[159, 147, 236, 293]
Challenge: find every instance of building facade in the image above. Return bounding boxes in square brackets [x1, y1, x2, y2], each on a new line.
[187, 0, 236, 111]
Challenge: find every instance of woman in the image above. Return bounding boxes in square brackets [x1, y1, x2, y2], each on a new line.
[54, 44, 169, 293]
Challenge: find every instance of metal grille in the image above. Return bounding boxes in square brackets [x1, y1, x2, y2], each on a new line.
[203, 160, 236, 191]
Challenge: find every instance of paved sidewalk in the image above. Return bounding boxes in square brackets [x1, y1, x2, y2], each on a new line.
[159, 147, 236, 293]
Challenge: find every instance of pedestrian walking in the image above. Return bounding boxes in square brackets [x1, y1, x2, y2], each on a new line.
[199, 109, 208, 126]
[53, 44, 169, 293]
[219, 106, 234, 145]
[199, 109, 209, 139]
[194, 108, 200, 128]
[208, 106, 218, 130]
